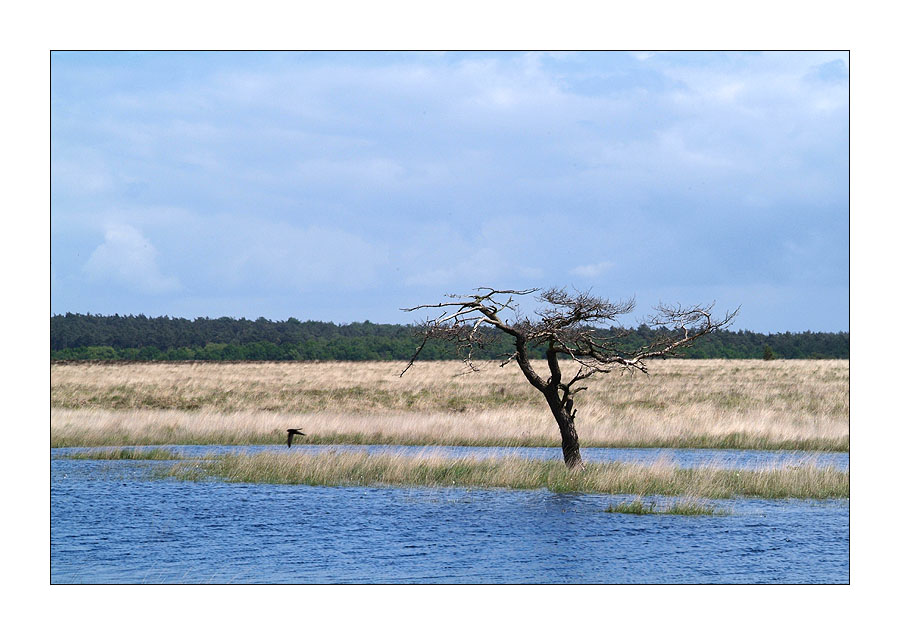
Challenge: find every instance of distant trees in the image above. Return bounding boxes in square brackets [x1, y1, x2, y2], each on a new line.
[401, 287, 737, 469]
[49, 313, 849, 361]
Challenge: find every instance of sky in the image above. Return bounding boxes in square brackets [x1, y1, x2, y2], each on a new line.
[50, 51, 849, 333]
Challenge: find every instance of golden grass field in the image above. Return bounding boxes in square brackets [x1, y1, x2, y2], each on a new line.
[50, 359, 849, 451]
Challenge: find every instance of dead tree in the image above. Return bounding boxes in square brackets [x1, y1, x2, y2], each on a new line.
[401, 287, 737, 470]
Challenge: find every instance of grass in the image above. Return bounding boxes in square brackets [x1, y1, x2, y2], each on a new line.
[60, 447, 186, 460]
[158, 451, 849, 499]
[604, 497, 729, 516]
[50, 359, 849, 451]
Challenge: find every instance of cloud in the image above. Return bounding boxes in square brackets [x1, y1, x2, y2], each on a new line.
[399, 219, 547, 289]
[402, 246, 524, 287]
[293, 157, 406, 187]
[200, 217, 389, 293]
[805, 59, 848, 83]
[83, 225, 181, 293]
[51, 52, 848, 329]
[570, 262, 614, 278]
[51, 151, 114, 194]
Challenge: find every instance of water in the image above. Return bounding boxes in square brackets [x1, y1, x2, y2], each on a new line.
[50, 447, 849, 584]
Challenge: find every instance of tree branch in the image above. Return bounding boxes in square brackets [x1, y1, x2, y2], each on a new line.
[401, 287, 737, 388]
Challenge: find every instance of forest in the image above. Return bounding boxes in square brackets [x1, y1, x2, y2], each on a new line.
[50, 313, 850, 361]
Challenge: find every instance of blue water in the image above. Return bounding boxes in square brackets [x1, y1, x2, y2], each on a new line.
[50, 447, 849, 584]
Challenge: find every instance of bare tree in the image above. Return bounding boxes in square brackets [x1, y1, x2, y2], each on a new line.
[401, 287, 738, 470]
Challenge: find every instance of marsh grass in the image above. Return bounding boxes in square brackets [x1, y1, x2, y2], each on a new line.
[604, 497, 729, 515]
[159, 452, 849, 499]
[61, 447, 186, 460]
[50, 359, 849, 451]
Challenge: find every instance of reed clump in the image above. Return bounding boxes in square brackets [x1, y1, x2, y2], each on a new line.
[50, 359, 849, 451]
[61, 447, 185, 460]
[604, 496, 729, 515]
[160, 452, 849, 499]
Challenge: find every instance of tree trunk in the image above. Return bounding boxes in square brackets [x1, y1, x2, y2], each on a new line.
[545, 394, 584, 470]
[558, 414, 584, 470]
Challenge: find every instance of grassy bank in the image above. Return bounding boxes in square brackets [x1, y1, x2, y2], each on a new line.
[50, 360, 849, 451]
[160, 452, 849, 499]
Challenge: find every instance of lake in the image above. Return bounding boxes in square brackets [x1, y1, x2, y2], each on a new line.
[50, 446, 849, 584]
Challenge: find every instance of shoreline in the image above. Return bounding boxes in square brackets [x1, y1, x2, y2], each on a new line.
[50, 431, 850, 453]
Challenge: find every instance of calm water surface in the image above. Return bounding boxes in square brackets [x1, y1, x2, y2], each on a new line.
[50, 446, 849, 584]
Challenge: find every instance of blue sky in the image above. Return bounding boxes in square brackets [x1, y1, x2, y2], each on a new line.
[50, 51, 849, 332]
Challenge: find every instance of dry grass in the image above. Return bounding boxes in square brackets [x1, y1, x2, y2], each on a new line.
[160, 451, 849, 499]
[50, 359, 849, 451]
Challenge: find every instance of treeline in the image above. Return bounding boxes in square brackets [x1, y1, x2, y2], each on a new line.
[50, 313, 850, 361]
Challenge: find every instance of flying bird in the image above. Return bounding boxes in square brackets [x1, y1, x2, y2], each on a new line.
[286, 428, 306, 448]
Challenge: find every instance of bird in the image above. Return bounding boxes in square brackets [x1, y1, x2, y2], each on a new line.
[286, 428, 306, 448]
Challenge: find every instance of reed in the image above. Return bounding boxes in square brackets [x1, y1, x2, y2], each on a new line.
[604, 497, 729, 515]
[159, 451, 849, 499]
[51, 359, 849, 451]
[60, 447, 185, 460]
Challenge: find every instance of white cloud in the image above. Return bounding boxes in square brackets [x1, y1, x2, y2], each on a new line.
[403, 247, 509, 287]
[51, 52, 848, 329]
[293, 157, 405, 186]
[402, 254, 545, 288]
[399, 219, 547, 289]
[51, 151, 114, 194]
[205, 218, 389, 292]
[571, 262, 614, 278]
[83, 224, 181, 293]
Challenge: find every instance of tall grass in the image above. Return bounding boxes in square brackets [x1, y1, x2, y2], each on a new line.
[61, 447, 185, 460]
[604, 497, 730, 515]
[160, 451, 849, 499]
[51, 359, 849, 451]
